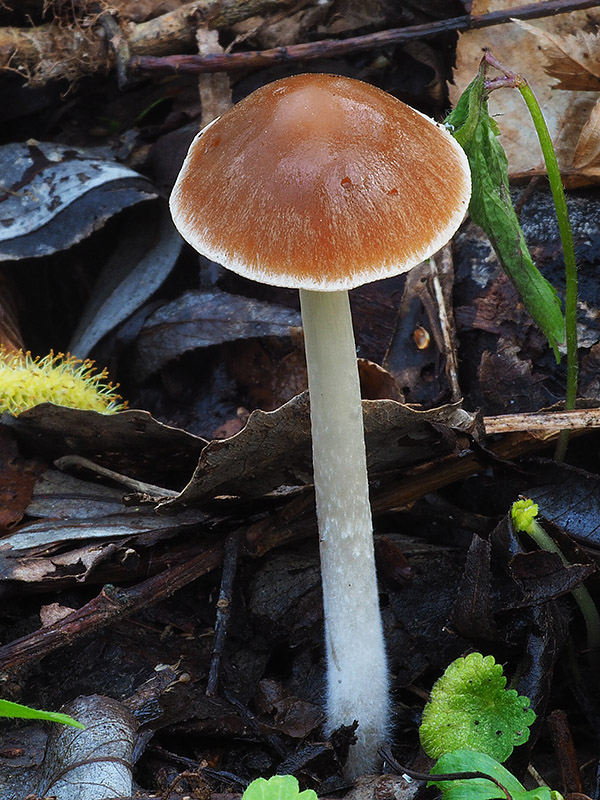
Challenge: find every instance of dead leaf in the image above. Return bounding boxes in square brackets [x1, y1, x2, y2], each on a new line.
[162, 392, 476, 506]
[573, 96, 600, 172]
[33, 695, 137, 800]
[40, 603, 76, 626]
[0, 429, 43, 532]
[26, 469, 126, 520]
[0, 273, 25, 352]
[344, 774, 421, 800]
[0, 140, 156, 260]
[515, 19, 600, 92]
[1, 506, 205, 554]
[1, 405, 207, 485]
[69, 204, 183, 359]
[133, 289, 302, 381]
[525, 459, 600, 547]
[450, 0, 600, 182]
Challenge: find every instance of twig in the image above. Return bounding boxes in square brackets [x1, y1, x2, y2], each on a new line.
[129, 0, 600, 76]
[206, 528, 242, 697]
[548, 710, 583, 796]
[430, 250, 462, 403]
[483, 408, 600, 435]
[54, 454, 179, 497]
[0, 0, 286, 80]
[0, 538, 223, 672]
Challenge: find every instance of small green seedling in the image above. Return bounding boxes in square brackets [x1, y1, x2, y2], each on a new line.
[429, 750, 563, 800]
[420, 654, 565, 800]
[0, 698, 84, 728]
[511, 498, 600, 656]
[242, 776, 317, 800]
[420, 652, 535, 762]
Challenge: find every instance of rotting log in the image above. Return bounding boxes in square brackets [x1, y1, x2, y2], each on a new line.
[0, 0, 288, 83]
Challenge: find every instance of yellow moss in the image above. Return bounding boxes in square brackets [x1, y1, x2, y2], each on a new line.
[0, 348, 126, 415]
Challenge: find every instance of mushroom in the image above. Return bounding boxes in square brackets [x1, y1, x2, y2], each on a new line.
[169, 73, 471, 777]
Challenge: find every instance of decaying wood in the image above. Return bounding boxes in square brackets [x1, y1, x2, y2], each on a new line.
[0, 540, 224, 671]
[130, 0, 600, 76]
[0, 0, 288, 83]
[0, 412, 595, 672]
[483, 408, 600, 434]
[431, 249, 462, 404]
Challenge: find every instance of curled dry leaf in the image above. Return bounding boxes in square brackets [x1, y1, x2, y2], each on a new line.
[0, 140, 156, 261]
[133, 289, 302, 381]
[162, 392, 476, 506]
[1, 405, 207, 481]
[69, 204, 183, 359]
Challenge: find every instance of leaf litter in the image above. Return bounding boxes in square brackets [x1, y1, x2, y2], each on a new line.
[2, 1, 600, 797]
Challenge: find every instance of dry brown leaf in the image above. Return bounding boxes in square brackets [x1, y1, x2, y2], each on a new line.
[450, 0, 600, 183]
[161, 392, 476, 506]
[573, 96, 600, 173]
[515, 19, 600, 91]
[196, 27, 232, 126]
[0, 274, 25, 352]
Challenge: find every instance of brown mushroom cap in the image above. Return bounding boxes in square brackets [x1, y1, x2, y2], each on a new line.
[170, 73, 471, 291]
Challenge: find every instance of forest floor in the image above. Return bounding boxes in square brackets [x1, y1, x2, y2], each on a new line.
[1, 1, 600, 799]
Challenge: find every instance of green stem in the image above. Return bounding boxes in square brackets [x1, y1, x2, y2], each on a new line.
[516, 80, 578, 461]
[525, 518, 600, 655]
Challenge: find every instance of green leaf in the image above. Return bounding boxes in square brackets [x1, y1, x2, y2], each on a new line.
[430, 750, 557, 800]
[445, 63, 565, 360]
[0, 698, 84, 728]
[420, 652, 535, 762]
[242, 776, 317, 800]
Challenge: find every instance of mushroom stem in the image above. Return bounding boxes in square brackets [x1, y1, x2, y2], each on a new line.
[299, 288, 390, 778]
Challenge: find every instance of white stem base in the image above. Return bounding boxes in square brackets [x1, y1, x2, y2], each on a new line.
[300, 289, 390, 778]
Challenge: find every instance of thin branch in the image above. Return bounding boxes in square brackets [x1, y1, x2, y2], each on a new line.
[206, 528, 242, 697]
[129, 0, 600, 76]
[0, 537, 224, 672]
[483, 408, 600, 434]
[0, 0, 287, 80]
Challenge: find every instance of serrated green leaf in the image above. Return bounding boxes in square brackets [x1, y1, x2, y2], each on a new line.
[420, 653, 535, 762]
[0, 698, 84, 728]
[445, 64, 564, 360]
[430, 750, 556, 800]
[243, 776, 317, 800]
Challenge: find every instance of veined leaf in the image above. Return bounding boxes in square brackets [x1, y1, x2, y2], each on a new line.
[446, 63, 565, 360]
[243, 776, 316, 800]
[420, 652, 535, 762]
[429, 750, 559, 800]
